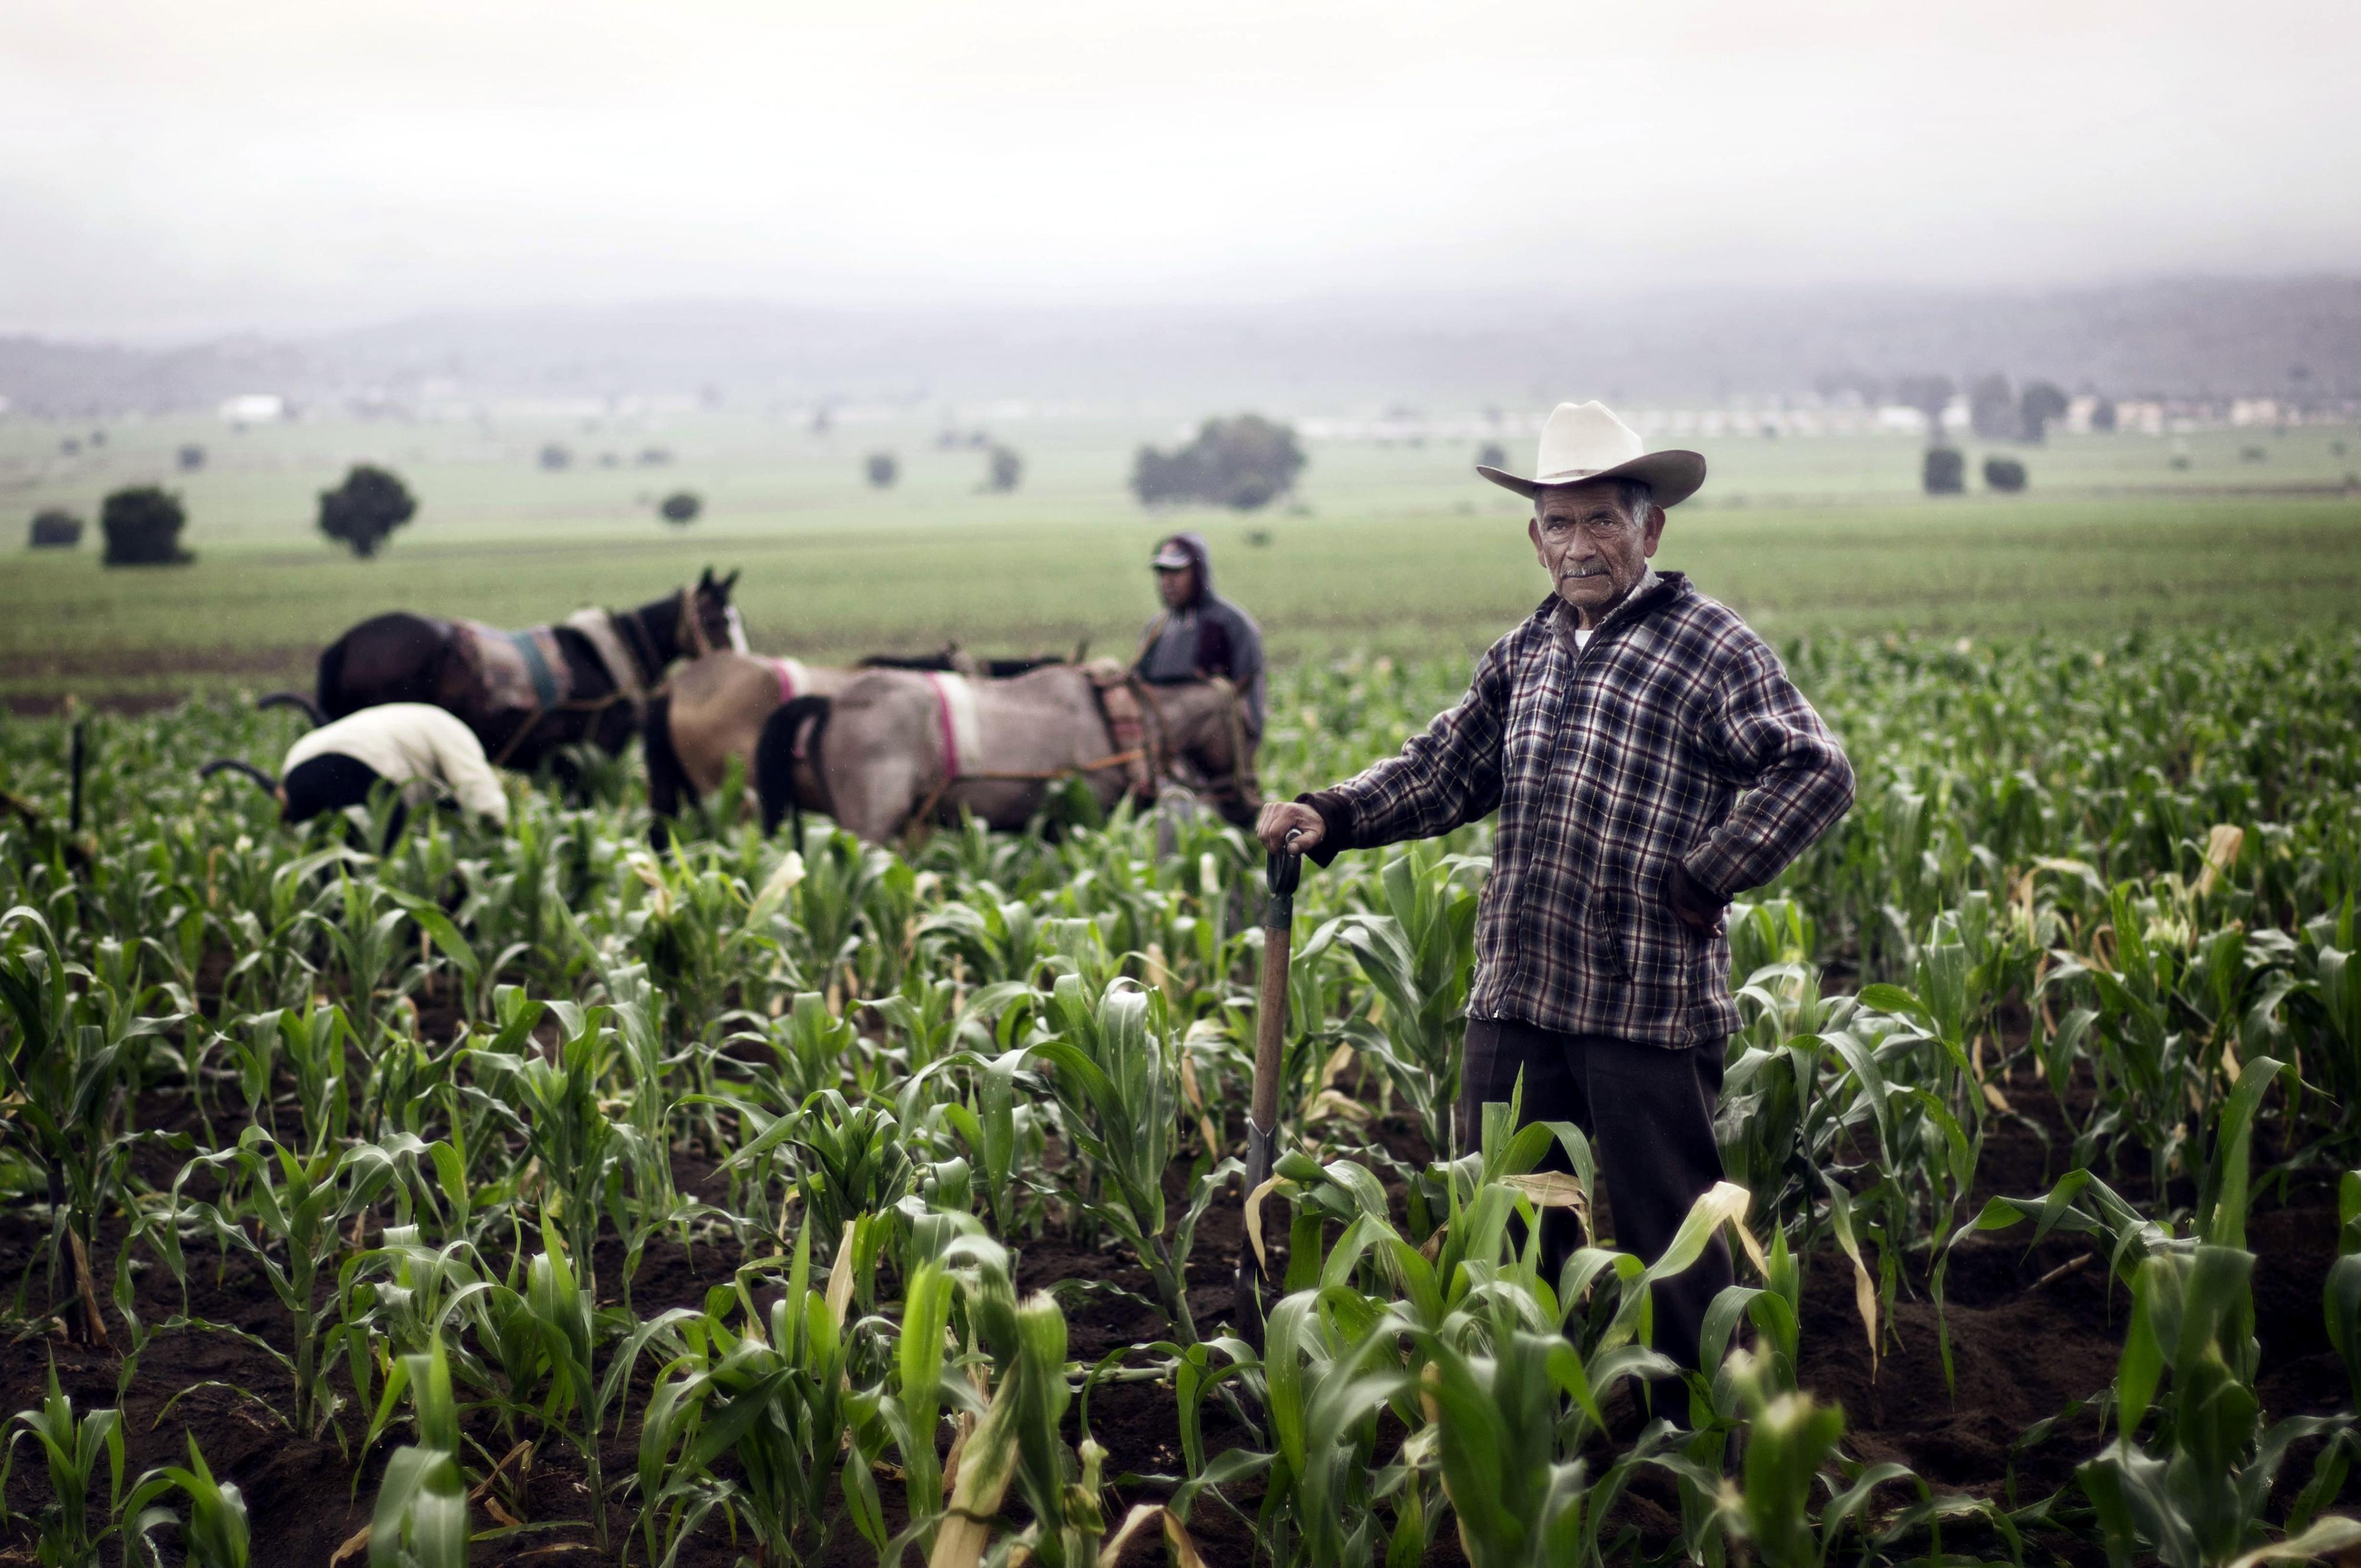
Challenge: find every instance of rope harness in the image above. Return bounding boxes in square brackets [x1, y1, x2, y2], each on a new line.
[476, 591, 714, 768]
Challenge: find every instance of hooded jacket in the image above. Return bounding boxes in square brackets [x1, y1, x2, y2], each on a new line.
[1134, 532, 1267, 734]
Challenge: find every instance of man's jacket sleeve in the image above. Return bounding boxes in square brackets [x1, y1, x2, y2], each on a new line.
[1679, 640, 1852, 898]
[1304, 641, 1509, 863]
[432, 720, 511, 828]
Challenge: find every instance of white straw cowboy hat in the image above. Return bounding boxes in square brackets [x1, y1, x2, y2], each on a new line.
[1478, 400, 1706, 508]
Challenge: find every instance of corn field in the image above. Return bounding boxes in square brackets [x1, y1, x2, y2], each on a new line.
[4, 629, 2360, 1566]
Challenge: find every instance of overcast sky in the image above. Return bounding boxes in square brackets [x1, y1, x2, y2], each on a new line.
[3, 0, 2354, 340]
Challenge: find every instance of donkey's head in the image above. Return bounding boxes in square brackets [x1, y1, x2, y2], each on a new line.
[688, 567, 747, 657]
[1146, 678, 1261, 829]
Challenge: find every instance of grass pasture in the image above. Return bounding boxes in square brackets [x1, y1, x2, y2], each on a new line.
[2, 410, 2359, 708]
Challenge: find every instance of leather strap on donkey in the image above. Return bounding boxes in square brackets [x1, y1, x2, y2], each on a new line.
[564, 609, 649, 714]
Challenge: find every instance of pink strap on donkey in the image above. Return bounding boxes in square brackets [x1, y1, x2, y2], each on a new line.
[771, 657, 809, 705]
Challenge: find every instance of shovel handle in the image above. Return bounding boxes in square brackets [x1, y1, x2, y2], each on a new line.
[1250, 842, 1300, 1134]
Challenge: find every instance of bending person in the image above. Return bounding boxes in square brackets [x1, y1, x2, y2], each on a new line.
[204, 701, 509, 840]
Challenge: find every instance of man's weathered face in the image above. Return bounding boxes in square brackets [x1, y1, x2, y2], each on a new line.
[1156, 565, 1196, 608]
[1528, 480, 1663, 626]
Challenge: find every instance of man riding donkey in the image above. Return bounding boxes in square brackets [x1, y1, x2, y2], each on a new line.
[1257, 401, 1854, 1378]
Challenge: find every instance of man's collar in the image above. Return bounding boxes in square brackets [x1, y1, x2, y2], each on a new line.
[1549, 568, 1675, 637]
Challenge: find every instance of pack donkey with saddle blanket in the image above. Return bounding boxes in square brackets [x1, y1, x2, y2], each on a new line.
[263, 569, 746, 777]
[643, 644, 1071, 844]
[749, 659, 1260, 845]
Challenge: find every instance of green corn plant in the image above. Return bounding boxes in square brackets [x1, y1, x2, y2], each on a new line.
[123, 1434, 251, 1568]
[1312, 840, 1482, 1159]
[930, 1286, 1106, 1568]
[635, 1226, 869, 1567]
[306, 868, 418, 1042]
[147, 1124, 411, 1438]
[1025, 971, 1222, 1343]
[366, 1333, 469, 1568]
[2, 1361, 126, 1567]
[1414, 1309, 1603, 1568]
[2327, 1171, 2361, 1410]
[227, 1001, 357, 1154]
[1, 904, 174, 1346]
[2075, 1057, 2357, 1568]
[1238, 1286, 1415, 1568]
[465, 989, 642, 1302]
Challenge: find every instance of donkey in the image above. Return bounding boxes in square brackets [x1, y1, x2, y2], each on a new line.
[643, 644, 1071, 843]
[270, 568, 745, 776]
[750, 662, 1258, 844]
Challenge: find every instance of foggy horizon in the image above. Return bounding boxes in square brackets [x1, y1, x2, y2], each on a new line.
[5, 1, 2356, 341]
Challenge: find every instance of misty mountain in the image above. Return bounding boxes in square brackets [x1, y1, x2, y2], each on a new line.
[4, 276, 2356, 417]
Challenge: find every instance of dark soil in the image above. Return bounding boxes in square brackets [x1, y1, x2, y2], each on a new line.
[1, 1069, 2349, 1566]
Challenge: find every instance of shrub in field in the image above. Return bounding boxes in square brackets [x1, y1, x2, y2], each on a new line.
[984, 443, 1023, 493]
[317, 463, 417, 558]
[2090, 397, 2118, 431]
[1922, 447, 1966, 495]
[1477, 440, 1508, 469]
[865, 450, 898, 488]
[176, 443, 207, 472]
[1983, 456, 2028, 492]
[1968, 374, 2016, 439]
[659, 489, 701, 525]
[2019, 380, 2069, 443]
[99, 484, 192, 565]
[27, 508, 81, 549]
[1131, 414, 1306, 510]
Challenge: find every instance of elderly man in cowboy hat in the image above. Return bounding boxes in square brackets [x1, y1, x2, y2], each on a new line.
[1257, 400, 1854, 1371]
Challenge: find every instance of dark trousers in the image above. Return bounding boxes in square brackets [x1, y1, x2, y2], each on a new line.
[282, 754, 406, 847]
[1459, 1017, 1732, 1370]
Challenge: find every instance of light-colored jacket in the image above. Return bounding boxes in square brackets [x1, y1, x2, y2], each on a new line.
[285, 703, 509, 827]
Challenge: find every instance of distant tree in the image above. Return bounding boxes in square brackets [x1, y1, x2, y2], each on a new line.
[1922, 448, 1966, 496]
[598, 451, 620, 468]
[2088, 398, 2118, 433]
[1892, 374, 1954, 434]
[1967, 375, 2017, 440]
[176, 444, 207, 472]
[2241, 446, 2268, 463]
[538, 443, 573, 471]
[2018, 382, 2069, 444]
[89, 430, 106, 447]
[1477, 440, 1509, 469]
[1130, 414, 1307, 511]
[318, 464, 418, 558]
[659, 490, 702, 525]
[636, 447, 673, 466]
[984, 444, 1023, 493]
[59, 437, 80, 456]
[1982, 456, 2028, 492]
[865, 451, 898, 489]
[100, 486, 192, 565]
[28, 509, 83, 549]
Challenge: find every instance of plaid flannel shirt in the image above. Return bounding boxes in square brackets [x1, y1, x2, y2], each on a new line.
[1304, 572, 1853, 1047]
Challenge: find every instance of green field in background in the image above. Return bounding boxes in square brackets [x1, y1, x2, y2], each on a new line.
[3, 410, 2357, 704]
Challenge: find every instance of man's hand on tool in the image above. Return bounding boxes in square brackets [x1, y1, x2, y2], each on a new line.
[1256, 801, 1323, 855]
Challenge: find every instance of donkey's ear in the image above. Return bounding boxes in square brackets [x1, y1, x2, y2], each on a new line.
[721, 568, 740, 594]
[698, 565, 715, 589]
